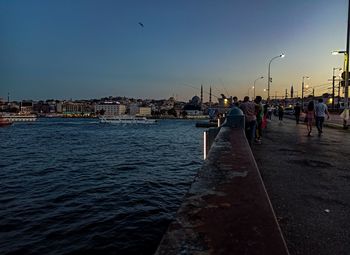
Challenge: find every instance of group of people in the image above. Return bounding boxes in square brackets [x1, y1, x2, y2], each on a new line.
[238, 96, 266, 146]
[235, 96, 331, 145]
[298, 98, 330, 137]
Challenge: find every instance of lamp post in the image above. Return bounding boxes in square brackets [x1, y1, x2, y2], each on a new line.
[301, 76, 310, 110]
[332, 50, 349, 128]
[248, 86, 254, 98]
[267, 53, 285, 101]
[332, 67, 342, 110]
[253, 76, 264, 99]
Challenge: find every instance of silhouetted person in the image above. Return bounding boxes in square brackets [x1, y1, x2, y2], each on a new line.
[267, 105, 273, 120]
[240, 96, 257, 146]
[294, 103, 301, 124]
[232, 96, 239, 107]
[278, 105, 284, 121]
[315, 98, 330, 136]
[306, 101, 315, 136]
[254, 96, 263, 143]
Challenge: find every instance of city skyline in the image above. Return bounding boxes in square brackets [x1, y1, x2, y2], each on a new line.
[0, 0, 348, 101]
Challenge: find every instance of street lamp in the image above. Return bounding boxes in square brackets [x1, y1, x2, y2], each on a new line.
[332, 67, 342, 110]
[253, 76, 264, 99]
[302, 76, 310, 109]
[332, 50, 347, 55]
[332, 50, 349, 128]
[267, 53, 285, 101]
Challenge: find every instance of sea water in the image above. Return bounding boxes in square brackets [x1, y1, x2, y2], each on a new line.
[0, 118, 203, 255]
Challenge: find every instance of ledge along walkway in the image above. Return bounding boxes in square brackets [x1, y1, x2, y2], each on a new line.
[252, 117, 350, 255]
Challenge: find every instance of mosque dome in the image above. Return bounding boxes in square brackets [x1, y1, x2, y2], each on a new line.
[191, 96, 200, 105]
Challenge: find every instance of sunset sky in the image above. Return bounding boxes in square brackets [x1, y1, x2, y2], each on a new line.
[0, 0, 348, 101]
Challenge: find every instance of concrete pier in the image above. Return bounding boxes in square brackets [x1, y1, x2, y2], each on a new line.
[252, 117, 350, 255]
[155, 109, 289, 255]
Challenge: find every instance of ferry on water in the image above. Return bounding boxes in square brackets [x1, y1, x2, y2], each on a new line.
[2, 114, 37, 122]
[99, 115, 157, 124]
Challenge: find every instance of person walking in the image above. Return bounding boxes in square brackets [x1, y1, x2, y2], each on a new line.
[306, 101, 315, 136]
[315, 98, 330, 136]
[267, 105, 273, 120]
[240, 96, 257, 146]
[294, 103, 301, 124]
[278, 104, 284, 122]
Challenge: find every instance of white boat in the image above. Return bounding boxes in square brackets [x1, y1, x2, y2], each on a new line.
[99, 115, 157, 124]
[3, 114, 37, 122]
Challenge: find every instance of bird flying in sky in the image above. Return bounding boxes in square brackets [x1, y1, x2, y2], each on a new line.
[138, 22, 144, 27]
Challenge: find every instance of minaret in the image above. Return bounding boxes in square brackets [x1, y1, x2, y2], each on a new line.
[7, 92, 10, 103]
[209, 86, 212, 107]
[200, 85, 203, 104]
[290, 85, 294, 98]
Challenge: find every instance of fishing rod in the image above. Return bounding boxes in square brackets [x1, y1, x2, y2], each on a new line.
[219, 78, 230, 97]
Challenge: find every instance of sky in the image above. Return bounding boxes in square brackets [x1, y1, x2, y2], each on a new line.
[0, 0, 348, 102]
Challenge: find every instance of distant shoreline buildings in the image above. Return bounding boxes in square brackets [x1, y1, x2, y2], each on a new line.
[0, 94, 228, 118]
[0, 89, 345, 118]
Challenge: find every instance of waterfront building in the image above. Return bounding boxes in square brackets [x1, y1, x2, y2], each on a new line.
[129, 103, 139, 116]
[20, 100, 34, 113]
[129, 104, 152, 116]
[0, 98, 8, 112]
[137, 107, 152, 116]
[33, 100, 58, 114]
[95, 102, 126, 116]
[58, 101, 93, 116]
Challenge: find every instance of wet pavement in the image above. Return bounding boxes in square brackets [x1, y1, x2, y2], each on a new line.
[252, 117, 350, 255]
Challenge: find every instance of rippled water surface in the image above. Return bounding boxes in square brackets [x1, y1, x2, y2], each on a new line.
[0, 119, 203, 255]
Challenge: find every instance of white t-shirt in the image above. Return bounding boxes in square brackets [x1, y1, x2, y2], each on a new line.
[315, 103, 328, 117]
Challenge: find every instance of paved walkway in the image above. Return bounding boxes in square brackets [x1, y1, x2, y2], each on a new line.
[285, 112, 349, 129]
[252, 117, 350, 255]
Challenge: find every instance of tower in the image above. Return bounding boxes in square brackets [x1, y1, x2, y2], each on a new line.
[200, 85, 203, 104]
[209, 86, 212, 107]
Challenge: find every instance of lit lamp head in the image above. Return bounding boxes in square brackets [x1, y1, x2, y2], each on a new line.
[280, 53, 285, 58]
[332, 50, 346, 55]
[332, 51, 339, 55]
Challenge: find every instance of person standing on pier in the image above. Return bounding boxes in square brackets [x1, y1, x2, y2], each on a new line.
[254, 96, 263, 144]
[267, 105, 273, 120]
[315, 98, 330, 136]
[278, 104, 284, 122]
[240, 96, 257, 146]
[294, 103, 301, 124]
